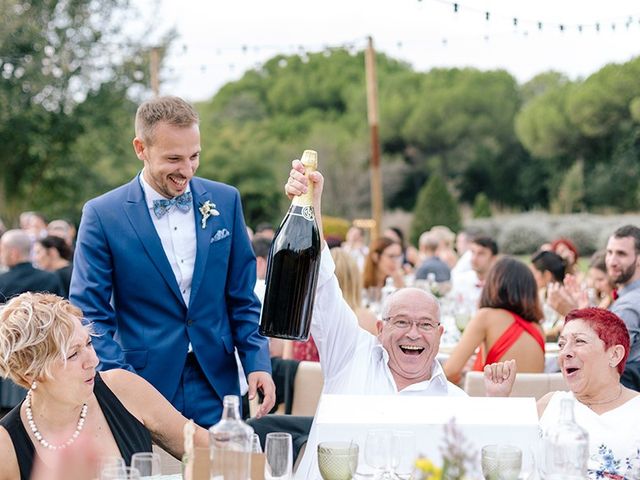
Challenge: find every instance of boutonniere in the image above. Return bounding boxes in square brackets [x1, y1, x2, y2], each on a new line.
[199, 200, 219, 229]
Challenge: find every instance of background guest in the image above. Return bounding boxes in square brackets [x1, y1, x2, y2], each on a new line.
[0, 230, 65, 302]
[363, 237, 405, 290]
[430, 225, 458, 269]
[530, 250, 566, 288]
[331, 247, 378, 335]
[445, 257, 545, 384]
[415, 231, 451, 282]
[34, 236, 73, 298]
[550, 237, 580, 277]
[383, 227, 419, 272]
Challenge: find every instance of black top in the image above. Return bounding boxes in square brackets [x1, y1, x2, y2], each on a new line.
[0, 373, 152, 480]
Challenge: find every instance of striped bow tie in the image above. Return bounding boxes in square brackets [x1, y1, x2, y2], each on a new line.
[152, 191, 193, 218]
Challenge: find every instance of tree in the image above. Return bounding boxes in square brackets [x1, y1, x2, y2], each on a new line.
[410, 175, 461, 245]
[472, 193, 492, 218]
[0, 0, 159, 224]
[551, 159, 585, 214]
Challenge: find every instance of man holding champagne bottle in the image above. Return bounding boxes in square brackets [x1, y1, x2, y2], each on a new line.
[284, 159, 517, 478]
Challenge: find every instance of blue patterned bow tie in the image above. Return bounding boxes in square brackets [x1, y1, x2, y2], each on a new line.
[152, 191, 193, 218]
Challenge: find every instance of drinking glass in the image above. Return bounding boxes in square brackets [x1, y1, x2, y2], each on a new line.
[99, 456, 126, 474]
[364, 429, 392, 479]
[131, 452, 161, 478]
[390, 431, 416, 479]
[317, 441, 359, 480]
[264, 432, 293, 479]
[481, 445, 522, 480]
[252, 433, 263, 453]
[100, 466, 141, 480]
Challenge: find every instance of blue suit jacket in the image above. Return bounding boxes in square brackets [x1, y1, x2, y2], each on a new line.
[70, 175, 271, 406]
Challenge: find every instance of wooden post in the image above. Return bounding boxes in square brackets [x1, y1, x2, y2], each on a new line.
[365, 36, 383, 241]
[150, 47, 160, 97]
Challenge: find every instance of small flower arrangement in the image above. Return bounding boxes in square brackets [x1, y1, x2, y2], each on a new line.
[199, 200, 219, 229]
[413, 418, 478, 480]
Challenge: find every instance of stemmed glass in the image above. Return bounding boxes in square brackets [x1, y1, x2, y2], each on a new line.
[390, 431, 416, 480]
[364, 429, 393, 479]
[131, 452, 161, 478]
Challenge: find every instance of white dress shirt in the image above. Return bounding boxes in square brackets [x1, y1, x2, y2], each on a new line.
[295, 244, 466, 479]
[140, 173, 196, 306]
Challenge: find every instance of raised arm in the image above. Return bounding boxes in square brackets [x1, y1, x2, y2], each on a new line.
[483, 359, 517, 397]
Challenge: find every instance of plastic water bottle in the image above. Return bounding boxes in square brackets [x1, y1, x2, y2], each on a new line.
[542, 398, 588, 479]
[209, 395, 253, 480]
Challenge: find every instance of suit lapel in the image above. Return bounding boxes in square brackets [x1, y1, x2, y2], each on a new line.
[123, 176, 186, 306]
[189, 179, 216, 307]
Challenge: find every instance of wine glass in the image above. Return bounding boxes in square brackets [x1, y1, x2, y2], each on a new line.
[264, 432, 293, 480]
[100, 466, 141, 480]
[364, 429, 392, 479]
[390, 431, 416, 480]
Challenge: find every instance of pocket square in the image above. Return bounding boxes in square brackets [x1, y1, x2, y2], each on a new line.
[211, 228, 230, 243]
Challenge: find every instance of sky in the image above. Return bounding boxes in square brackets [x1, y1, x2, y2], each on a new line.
[142, 0, 640, 102]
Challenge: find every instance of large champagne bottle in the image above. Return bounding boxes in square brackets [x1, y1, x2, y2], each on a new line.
[259, 150, 321, 340]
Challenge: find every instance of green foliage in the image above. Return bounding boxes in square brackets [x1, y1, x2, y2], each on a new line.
[472, 193, 492, 218]
[0, 0, 157, 225]
[410, 175, 461, 245]
[551, 160, 585, 214]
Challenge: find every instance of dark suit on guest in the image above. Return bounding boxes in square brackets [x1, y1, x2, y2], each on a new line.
[0, 262, 65, 302]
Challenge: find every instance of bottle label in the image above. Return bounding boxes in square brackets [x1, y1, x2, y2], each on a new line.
[287, 205, 315, 222]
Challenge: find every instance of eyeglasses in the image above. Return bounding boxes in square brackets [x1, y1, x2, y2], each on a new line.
[383, 316, 440, 332]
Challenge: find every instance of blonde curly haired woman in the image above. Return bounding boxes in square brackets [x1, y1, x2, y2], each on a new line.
[0, 293, 208, 480]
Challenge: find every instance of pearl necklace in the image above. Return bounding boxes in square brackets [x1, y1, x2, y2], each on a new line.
[25, 390, 88, 450]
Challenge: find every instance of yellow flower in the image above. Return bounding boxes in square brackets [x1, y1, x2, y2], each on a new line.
[415, 457, 443, 479]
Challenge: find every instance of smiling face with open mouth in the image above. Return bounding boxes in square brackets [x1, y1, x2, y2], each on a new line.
[558, 319, 616, 397]
[378, 288, 443, 390]
[135, 121, 201, 199]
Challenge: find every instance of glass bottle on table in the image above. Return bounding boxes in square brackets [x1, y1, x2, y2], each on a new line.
[209, 395, 254, 480]
[541, 398, 588, 479]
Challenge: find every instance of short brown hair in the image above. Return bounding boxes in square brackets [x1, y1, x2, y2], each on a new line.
[0, 293, 87, 388]
[134, 95, 199, 145]
[479, 257, 542, 323]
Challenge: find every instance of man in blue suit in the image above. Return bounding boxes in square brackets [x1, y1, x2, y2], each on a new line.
[70, 96, 275, 427]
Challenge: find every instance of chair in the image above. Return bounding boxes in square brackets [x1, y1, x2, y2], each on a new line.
[290, 361, 324, 416]
[463, 371, 569, 400]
